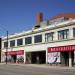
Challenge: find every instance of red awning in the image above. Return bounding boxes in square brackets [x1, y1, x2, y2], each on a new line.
[48, 45, 75, 52]
[5, 50, 24, 55]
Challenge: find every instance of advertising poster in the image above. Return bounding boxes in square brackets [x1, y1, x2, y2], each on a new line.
[47, 52, 60, 63]
[17, 55, 24, 63]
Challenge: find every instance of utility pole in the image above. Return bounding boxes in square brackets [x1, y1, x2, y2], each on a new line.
[6, 31, 8, 64]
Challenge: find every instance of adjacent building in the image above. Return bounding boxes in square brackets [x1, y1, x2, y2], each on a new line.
[1, 13, 75, 67]
[0, 38, 1, 63]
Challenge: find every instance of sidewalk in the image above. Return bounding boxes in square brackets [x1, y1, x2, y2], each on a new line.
[18, 64, 75, 69]
[1, 63, 75, 70]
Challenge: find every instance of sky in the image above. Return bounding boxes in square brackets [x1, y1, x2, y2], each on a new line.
[0, 0, 75, 36]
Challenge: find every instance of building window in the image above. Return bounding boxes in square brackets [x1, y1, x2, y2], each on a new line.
[58, 29, 69, 40]
[17, 38, 23, 46]
[10, 40, 15, 47]
[34, 35, 42, 43]
[45, 32, 54, 42]
[25, 37, 32, 45]
[73, 28, 75, 37]
[4, 42, 8, 48]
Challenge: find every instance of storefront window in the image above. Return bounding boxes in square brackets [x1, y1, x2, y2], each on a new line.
[17, 55, 24, 63]
[10, 40, 15, 47]
[25, 37, 32, 45]
[34, 35, 42, 43]
[17, 38, 23, 46]
[47, 52, 60, 64]
[58, 29, 69, 40]
[45, 32, 54, 42]
[26, 52, 31, 64]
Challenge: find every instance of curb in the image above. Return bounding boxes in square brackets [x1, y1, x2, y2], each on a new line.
[0, 63, 75, 70]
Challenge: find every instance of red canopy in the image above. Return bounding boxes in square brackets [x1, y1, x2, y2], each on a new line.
[5, 50, 24, 55]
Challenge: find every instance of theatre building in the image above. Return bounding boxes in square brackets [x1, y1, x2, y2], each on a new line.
[1, 13, 75, 67]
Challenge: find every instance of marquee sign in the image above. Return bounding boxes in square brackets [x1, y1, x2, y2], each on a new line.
[48, 45, 75, 52]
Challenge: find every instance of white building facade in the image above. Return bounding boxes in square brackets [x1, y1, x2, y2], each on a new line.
[1, 14, 75, 67]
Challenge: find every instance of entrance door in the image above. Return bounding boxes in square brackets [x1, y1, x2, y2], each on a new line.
[71, 51, 74, 66]
[11, 55, 16, 63]
[31, 51, 46, 64]
[61, 52, 69, 66]
[61, 51, 74, 66]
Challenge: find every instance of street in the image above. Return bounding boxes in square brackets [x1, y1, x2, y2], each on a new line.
[0, 64, 75, 75]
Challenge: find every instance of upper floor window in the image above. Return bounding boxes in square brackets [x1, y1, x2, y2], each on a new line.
[45, 32, 54, 42]
[25, 37, 32, 45]
[73, 28, 75, 37]
[10, 40, 15, 47]
[58, 29, 69, 40]
[17, 38, 23, 46]
[34, 35, 42, 43]
[4, 42, 8, 48]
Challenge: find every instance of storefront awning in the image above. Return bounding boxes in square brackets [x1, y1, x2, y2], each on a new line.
[5, 50, 24, 55]
[48, 45, 75, 52]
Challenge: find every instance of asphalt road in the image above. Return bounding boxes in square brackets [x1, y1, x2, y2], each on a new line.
[0, 64, 75, 75]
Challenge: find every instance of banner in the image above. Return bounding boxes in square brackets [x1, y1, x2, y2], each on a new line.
[5, 50, 24, 55]
[48, 45, 75, 52]
[47, 52, 60, 63]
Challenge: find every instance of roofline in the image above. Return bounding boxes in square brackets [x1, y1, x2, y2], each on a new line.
[2, 19, 75, 41]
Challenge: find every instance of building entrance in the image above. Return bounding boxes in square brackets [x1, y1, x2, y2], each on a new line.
[26, 51, 46, 64]
[71, 51, 74, 66]
[61, 52, 69, 66]
[61, 51, 74, 66]
[11, 55, 16, 63]
[31, 51, 46, 64]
